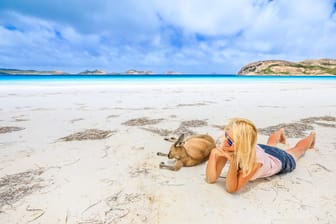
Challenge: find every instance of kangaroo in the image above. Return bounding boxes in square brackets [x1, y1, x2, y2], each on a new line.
[157, 134, 216, 171]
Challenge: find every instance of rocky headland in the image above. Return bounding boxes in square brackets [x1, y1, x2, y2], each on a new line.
[238, 58, 336, 76]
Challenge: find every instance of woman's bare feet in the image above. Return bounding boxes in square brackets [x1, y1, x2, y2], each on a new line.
[309, 131, 316, 149]
[266, 128, 287, 146]
[279, 128, 287, 144]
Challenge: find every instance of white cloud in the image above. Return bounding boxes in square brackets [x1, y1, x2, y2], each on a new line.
[0, 0, 336, 73]
[237, 0, 336, 57]
[153, 0, 257, 35]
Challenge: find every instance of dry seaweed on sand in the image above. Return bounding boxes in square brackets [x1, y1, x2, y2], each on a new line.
[300, 116, 336, 128]
[142, 126, 196, 137]
[0, 168, 44, 211]
[258, 116, 336, 138]
[176, 103, 207, 107]
[26, 206, 45, 222]
[301, 116, 336, 122]
[172, 120, 207, 136]
[12, 116, 29, 122]
[122, 117, 164, 126]
[141, 127, 172, 136]
[212, 124, 226, 130]
[59, 129, 114, 141]
[140, 119, 206, 137]
[70, 118, 84, 123]
[106, 114, 120, 119]
[258, 122, 314, 138]
[79, 191, 154, 223]
[136, 119, 206, 137]
[0, 126, 25, 134]
[173, 126, 196, 136]
[103, 191, 152, 223]
[180, 120, 208, 127]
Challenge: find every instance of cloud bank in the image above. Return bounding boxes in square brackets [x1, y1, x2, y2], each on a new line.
[0, 0, 336, 73]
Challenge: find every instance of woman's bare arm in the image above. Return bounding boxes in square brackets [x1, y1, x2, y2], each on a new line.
[206, 148, 228, 183]
[225, 159, 261, 193]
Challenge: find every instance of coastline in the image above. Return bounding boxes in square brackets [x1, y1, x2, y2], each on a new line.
[0, 78, 336, 223]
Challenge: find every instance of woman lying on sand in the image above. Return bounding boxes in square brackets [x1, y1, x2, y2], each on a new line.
[206, 117, 316, 193]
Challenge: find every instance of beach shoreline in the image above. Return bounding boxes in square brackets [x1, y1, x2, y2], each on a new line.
[0, 79, 336, 223]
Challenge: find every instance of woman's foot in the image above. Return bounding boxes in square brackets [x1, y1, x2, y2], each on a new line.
[279, 128, 287, 144]
[309, 131, 316, 149]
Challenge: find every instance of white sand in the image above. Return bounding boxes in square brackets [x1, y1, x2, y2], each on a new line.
[0, 79, 335, 223]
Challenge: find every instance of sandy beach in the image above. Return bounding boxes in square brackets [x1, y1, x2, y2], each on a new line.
[0, 78, 336, 223]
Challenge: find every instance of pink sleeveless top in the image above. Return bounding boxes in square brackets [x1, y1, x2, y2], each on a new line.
[250, 145, 282, 181]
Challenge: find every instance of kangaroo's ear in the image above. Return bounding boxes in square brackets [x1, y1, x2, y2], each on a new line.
[164, 137, 177, 142]
[174, 134, 185, 147]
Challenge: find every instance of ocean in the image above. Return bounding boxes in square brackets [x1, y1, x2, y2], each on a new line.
[1, 74, 335, 81]
[0, 74, 335, 89]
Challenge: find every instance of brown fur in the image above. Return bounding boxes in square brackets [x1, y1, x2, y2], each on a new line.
[157, 134, 216, 171]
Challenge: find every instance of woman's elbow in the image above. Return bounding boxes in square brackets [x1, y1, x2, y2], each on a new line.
[226, 188, 237, 194]
[206, 175, 217, 184]
[225, 186, 238, 193]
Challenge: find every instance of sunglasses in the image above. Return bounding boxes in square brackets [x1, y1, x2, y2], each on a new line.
[225, 132, 234, 147]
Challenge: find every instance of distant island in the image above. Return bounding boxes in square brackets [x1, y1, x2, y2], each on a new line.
[0, 68, 183, 75]
[0, 68, 68, 75]
[79, 69, 107, 75]
[78, 69, 156, 75]
[238, 58, 336, 76]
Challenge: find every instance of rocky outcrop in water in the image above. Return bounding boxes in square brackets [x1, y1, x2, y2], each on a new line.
[238, 58, 336, 76]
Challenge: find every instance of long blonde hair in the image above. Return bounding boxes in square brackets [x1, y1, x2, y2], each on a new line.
[225, 118, 257, 177]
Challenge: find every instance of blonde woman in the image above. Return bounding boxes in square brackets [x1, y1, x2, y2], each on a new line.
[206, 118, 316, 193]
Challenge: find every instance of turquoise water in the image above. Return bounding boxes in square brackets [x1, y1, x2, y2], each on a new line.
[0, 74, 335, 86]
[1, 74, 335, 81]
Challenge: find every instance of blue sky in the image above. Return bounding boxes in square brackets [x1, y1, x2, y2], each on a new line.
[1, 0, 336, 73]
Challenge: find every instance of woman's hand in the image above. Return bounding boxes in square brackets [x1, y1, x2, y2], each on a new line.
[206, 147, 229, 183]
[215, 148, 234, 161]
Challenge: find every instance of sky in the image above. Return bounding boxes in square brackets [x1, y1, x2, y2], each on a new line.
[0, 0, 336, 74]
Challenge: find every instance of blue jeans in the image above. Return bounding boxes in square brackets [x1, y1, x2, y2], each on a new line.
[258, 144, 296, 174]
